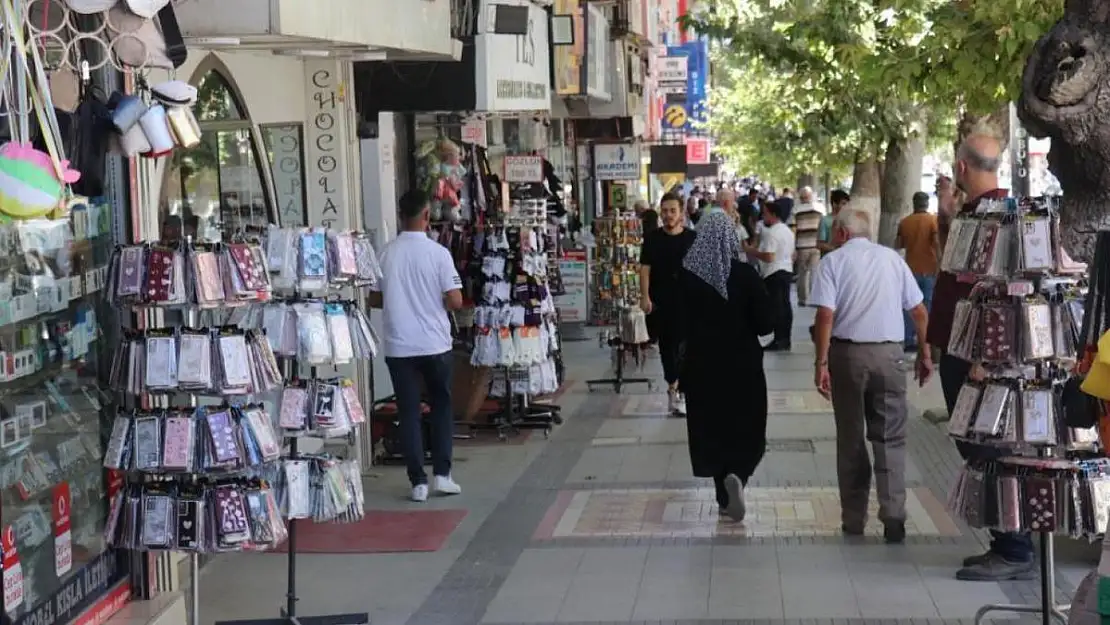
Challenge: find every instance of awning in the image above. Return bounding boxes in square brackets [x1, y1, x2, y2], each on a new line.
[174, 0, 462, 60]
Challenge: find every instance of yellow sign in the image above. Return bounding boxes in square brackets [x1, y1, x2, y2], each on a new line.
[664, 104, 688, 129]
[609, 184, 627, 209]
[658, 173, 685, 192]
[553, 0, 584, 95]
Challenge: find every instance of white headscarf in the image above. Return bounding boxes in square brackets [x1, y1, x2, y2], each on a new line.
[682, 210, 741, 299]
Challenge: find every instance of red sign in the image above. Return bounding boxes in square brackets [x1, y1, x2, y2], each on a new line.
[686, 139, 710, 165]
[53, 482, 73, 575]
[72, 583, 131, 625]
[2, 524, 23, 611]
[107, 469, 125, 500]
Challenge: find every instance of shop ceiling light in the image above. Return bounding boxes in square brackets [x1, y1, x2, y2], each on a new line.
[186, 37, 242, 47]
[274, 49, 332, 57]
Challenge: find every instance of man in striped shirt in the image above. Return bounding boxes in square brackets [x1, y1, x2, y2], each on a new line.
[793, 187, 824, 306]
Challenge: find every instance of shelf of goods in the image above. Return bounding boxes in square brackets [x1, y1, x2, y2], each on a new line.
[587, 213, 651, 394]
[940, 195, 1102, 625]
[460, 198, 563, 439]
[102, 227, 383, 625]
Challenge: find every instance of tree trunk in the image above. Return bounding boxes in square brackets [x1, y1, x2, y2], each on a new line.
[878, 135, 926, 247]
[850, 159, 882, 240]
[1018, 5, 1110, 262]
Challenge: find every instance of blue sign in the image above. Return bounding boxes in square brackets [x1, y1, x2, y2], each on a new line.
[665, 41, 709, 132]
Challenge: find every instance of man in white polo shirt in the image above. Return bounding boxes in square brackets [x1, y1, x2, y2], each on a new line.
[744, 200, 795, 350]
[369, 189, 465, 502]
[809, 208, 932, 544]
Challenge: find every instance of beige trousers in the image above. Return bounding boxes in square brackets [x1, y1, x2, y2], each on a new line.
[795, 248, 821, 305]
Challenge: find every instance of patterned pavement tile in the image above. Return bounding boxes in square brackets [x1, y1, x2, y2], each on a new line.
[768, 389, 834, 413]
[533, 486, 961, 540]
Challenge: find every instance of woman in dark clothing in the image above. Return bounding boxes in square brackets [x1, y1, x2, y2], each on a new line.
[679, 210, 775, 521]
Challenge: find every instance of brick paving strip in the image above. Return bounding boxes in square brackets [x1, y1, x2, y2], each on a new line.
[407, 318, 1080, 625]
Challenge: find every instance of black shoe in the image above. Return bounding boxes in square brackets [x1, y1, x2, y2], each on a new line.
[841, 523, 864, 536]
[961, 550, 992, 567]
[883, 521, 906, 544]
[955, 554, 1036, 581]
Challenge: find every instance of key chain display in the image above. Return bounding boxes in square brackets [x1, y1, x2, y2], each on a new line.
[586, 212, 653, 394]
[940, 195, 1100, 625]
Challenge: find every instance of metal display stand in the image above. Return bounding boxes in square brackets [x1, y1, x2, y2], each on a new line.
[587, 320, 653, 394]
[972, 531, 1070, 625]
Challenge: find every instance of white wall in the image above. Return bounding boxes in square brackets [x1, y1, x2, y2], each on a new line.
[175, 51, 307, 124]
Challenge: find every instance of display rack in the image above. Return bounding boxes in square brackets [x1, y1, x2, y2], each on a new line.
[939, 196, 1094, 625]
[214, 226, 381, 625]
[587, 213, 651, 394]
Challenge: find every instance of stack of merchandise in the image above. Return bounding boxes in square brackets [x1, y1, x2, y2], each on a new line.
[591, 213, 643, 328]
[102, 240, 289, 553]
[465, 199, 561, 397]
[943, 196, 1110, 539]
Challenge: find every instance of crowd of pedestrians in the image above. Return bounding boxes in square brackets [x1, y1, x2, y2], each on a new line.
[639, 148, 1017, 582]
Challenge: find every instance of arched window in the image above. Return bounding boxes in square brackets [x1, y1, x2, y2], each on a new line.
[160, 67, 273, 242]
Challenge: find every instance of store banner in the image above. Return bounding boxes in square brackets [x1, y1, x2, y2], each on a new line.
[461, 118, 488, 148]
[555, 249, 588, 322]
[664, 41, 708, 132]
[3, 525, 24, 611]
[52, 483, 72, 577]
[504, 155, 544, 183]
[686, 138, 710, 164]
[13, 551, 127, 625]
[475, 0, 552, 112]
[553, 0, 584, 95]
[594, 142, 642, 181]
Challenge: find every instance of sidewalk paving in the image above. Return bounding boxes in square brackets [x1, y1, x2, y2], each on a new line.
[196, 307, 1099, 625]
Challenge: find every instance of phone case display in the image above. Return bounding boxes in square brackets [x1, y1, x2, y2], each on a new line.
[277, 379, 368, 438]
[264, 226, 382, 292]
[948, 457, 1110, 538]
[0, 205, 120, 619]
[260, 300, 379, 366]
[263, 457, 365, 523]
[942, 195, 1101, 542]
[591, 214, 643, 326]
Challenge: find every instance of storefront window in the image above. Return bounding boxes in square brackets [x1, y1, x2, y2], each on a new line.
[0, 204, 128, 625]
[261, 125, 308, 228]
[160, 70, 272, 241]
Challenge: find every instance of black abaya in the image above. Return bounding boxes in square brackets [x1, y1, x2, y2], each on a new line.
[678, 259, 775, 501]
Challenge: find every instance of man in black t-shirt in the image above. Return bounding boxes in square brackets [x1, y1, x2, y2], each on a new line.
[640, 192, 696, 416]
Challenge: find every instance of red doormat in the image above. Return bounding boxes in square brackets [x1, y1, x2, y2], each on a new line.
[271, 510, 467, 554]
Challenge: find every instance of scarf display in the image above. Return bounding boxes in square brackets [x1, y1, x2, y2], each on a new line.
[682, 210, 740, 299]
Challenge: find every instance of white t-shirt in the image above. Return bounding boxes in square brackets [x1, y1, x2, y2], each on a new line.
[758, 221, 795, 277]
[376, 231, 463, 358]
[735, 224, 749, 262]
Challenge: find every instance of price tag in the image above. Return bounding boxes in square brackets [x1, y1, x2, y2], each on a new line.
[52, 483, 72, 576]
[1007, 281, 1034, 296]
[2, 525, 24, 611]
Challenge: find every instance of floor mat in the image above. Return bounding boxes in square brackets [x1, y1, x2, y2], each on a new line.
[272, 510, 467, 553]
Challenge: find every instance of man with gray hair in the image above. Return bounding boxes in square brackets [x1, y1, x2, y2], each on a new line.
[810, 209, 932, 544]
[792, 186, 824, 305]
[927, 132, 1036, 581]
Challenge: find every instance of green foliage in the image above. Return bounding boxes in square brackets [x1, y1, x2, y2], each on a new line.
[684, 0, 1063, 176]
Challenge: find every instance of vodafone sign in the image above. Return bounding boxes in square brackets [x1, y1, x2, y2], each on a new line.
[686, 138, 710, 165]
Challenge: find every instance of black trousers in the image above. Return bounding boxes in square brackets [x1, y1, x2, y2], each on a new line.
[658, 326, 683, 385]
[764, 270, 794, 346]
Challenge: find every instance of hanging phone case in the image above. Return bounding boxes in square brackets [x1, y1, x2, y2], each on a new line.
[280, 387, 309, 430]
[214, 486, 250, 545]
[205, 411, 240, 465]
[133, 417, 162, 471]
[162, 417, 194, 471]
[141, 493, 174, 548]
[117, 246, 145, 298]
[1021, 388, 1056, 444]
[177, 498, 202, 550]
[972, 384, 1010, 435]
[104, 415, 131, 469]
[1027, 477, 1057, 532]
[948, 384, 982, 437]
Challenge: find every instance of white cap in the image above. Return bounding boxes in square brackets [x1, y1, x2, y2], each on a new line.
[124, 0, 170, 19]
[152, 80, 198, 106]
[65, 0, 118, 13]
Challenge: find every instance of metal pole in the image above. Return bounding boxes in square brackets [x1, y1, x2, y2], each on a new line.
[189, 554, 199, 625]
[286, 437, 298, 619]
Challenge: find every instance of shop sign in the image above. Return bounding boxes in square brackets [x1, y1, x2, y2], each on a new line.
[461, 118, 488, 148]
[304, 60, 350, 229]
[52, 483, 72, 577]
[656, 56, 688, 83]
[585, 3, 610, 101]
[686, 138, 710, 164]
[263, 125, 307, 228]
[555, 249, 588, 322]
[594, 142, 642, 181]
[13, 550, 124, 625]
[553, 0, 584, 95]
[475, 1, 551, 112]
[71, 583, 130, 625]
[3, 525, 23, 612]
[608, 184, 627, 209]
[504, 155, 544, 183]
[663, 102, 688, 130]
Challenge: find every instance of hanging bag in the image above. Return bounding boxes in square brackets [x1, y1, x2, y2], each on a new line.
[109, 1, 188, 69]
[1079, 232, 1110, 403]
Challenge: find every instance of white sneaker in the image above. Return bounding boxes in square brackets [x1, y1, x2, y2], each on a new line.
[723, 474, 745, 521]
[674, 393, 687, 416]
[667, 390, 678, 414]
[434, 475, 462, 496]
[411, 484, 429, 502]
